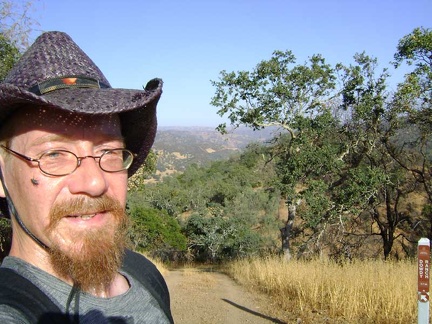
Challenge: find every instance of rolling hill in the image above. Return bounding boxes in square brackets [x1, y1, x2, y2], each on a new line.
[151, 126, 281, 179]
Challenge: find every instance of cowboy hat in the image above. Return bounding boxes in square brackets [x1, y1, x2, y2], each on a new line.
[0, 31, 162, 177]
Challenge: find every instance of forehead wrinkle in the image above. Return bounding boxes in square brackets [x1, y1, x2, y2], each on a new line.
[30, 133, 125, 147]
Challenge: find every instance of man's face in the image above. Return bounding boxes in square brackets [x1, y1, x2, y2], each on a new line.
[0, 107, 129, 291]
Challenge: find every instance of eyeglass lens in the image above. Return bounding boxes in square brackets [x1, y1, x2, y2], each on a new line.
[38, 149, 133, 176]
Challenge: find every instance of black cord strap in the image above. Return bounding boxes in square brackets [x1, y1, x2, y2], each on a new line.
[0, 168, 49, 250]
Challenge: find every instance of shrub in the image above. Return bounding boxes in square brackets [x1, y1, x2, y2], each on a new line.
[128, 207, 187, 254]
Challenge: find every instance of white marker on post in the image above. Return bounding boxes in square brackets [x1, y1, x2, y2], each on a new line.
[418, 238, 430, 324]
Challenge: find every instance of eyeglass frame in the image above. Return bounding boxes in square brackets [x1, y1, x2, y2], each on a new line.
[0, 145, 136, 177]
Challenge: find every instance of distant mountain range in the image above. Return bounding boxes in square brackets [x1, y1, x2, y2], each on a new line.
[151, 126, 282, 179]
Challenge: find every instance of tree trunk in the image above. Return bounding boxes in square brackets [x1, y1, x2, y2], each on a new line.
[280, 203, 296, 261]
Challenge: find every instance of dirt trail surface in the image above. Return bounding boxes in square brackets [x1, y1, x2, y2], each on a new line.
[164, 269, 291, 324]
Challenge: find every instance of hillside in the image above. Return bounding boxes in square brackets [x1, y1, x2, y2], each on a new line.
[151, 126, 281, 179]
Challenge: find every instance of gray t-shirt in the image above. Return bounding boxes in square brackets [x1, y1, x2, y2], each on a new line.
[0, 256, 170, 323]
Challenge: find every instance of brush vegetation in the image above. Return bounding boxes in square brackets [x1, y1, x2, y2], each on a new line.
[226, 257, 420, 323]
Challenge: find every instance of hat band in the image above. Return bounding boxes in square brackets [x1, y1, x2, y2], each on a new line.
[28, 76, 110, 95]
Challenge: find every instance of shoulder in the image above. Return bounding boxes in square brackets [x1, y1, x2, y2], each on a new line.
[0, 269, 33, 323]
[0, 267, 64, 323]
[122, 250, 163, 279]
[0, 305, 29, 324]
[122, 250, 168, 295]
[122, 250, 173, 323]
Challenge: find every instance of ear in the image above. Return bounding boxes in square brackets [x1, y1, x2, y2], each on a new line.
[0, 158, 7, 198]
[0, 184, 5, 198]
[0, 181, 5, 198]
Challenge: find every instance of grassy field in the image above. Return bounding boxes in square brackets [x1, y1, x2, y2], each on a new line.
[225, 257, 424, 323]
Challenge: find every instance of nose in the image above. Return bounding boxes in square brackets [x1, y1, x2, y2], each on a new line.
[76, 155, 102, 169]
[67, 155, 108, 197]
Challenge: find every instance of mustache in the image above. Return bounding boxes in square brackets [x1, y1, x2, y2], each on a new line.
[48, 195, 124, 229]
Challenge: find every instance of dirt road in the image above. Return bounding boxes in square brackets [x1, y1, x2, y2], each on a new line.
[164, 268, 291, 324]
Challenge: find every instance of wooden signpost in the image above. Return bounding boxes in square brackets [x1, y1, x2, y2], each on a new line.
[418, 238, 430, 324]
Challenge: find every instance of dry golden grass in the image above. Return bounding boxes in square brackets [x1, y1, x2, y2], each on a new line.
[174, 268, 219, 291]
[225, 257, 422, 323]
[146, 257, 219, 289]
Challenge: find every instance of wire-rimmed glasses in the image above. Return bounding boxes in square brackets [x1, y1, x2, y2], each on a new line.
[1, 145, 135, 176]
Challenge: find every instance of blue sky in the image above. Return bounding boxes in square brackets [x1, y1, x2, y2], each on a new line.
[28, 0, 431, 127]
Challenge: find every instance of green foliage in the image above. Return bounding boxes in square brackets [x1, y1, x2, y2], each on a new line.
[128, 206, 187, 253]
[208, 28, 432, 260]
[390, 26, 432, 223]
[300, 180, 332, 228]
[183, 213, 262, 262]
[130, 26, 431, 262]
[335, 166, 388, 209]
[0, 33, 19, 81]
[392, 27, 432, 132]
[0, 218, 11, 262]
[337, 52, 389, 122]
[211, 50, 336, 136]
[128, 150, 157, 191]
[135, 145, 281, 261]
[394, 27, 432, 69]
[0, 0, 39, 51]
